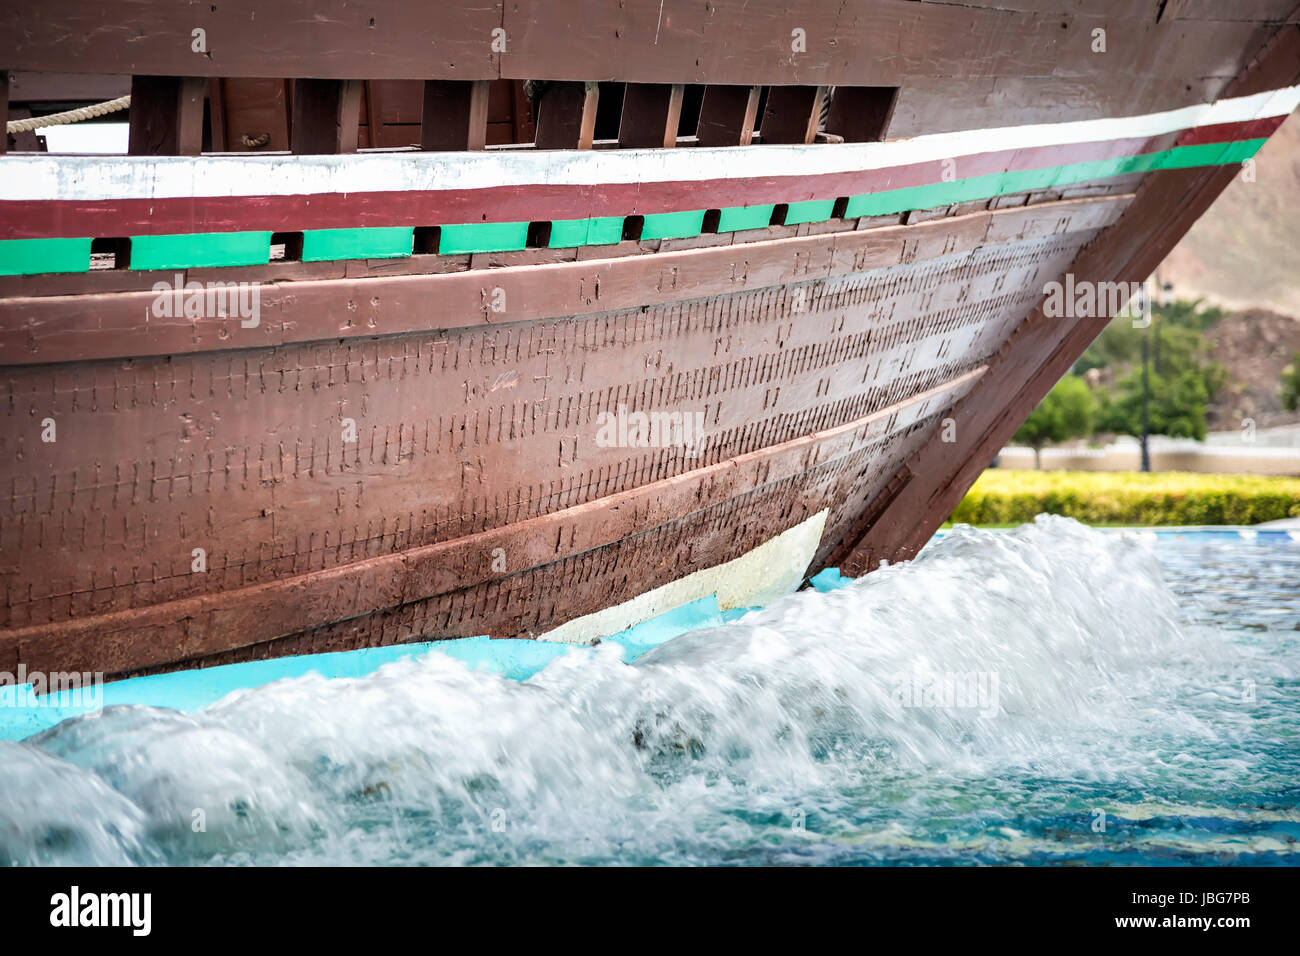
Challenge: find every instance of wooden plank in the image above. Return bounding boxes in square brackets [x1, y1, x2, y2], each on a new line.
[825, 86, 899, 142]
[695, 84, 760, 147]
[618, 83, 685, 149]
[0, 196, 1128, 365]
[760, 85, 827, 145]
[206, 78, 227, 151]
[216, 78, 291, 151]
[534, 81, 600, 149]
[127, 75, 205, 155]
[4, 71, 131, 102]
[420, 79, 490, 150]
[0, 70, 7, 157]
[291, 78, 362, 154]
[0, 1, 502, 80]
[0, 1, 1274, 95]
[836, 19, 1300, 577]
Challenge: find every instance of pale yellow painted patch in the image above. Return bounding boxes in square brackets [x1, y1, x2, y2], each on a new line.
[537, 509, 830, 645]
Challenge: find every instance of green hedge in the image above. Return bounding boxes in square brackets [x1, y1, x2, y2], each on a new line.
[950, 470, 1300, 526]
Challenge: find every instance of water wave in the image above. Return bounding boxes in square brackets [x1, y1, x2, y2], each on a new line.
[3, 516, 1295, 865]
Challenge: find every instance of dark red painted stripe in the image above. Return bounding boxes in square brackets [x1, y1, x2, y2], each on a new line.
[1173, 113, 1285, 147]
[0, 118, 1268, 241]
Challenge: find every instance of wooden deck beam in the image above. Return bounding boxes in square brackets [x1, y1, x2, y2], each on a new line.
[695, 84, 761, 147]
[534, 81, 600, 149]
[291, 78, 363, 154]
[0, 70, 8, 157]
[760, 85, 828, 145]
[618, 83, 685, 149]
[127, 75, 205, 155]
[825, 86, 900, 143]
[420, 79, 490, 151]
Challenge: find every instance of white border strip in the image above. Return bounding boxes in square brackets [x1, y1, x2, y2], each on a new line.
[2, 85, 1297, 203]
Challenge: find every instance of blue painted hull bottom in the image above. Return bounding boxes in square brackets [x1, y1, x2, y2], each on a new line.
[3, 525, 1287, 742]
[0, 594, 765, 742]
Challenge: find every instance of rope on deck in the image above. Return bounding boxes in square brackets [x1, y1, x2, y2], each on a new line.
[6, 95, 131, 133]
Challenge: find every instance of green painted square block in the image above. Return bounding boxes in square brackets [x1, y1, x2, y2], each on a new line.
[131, 231, 272, 270]
[782, 199, 837, 226]
[715, 205, 776, 232]
[437, 222, 529, 254]
[302, 227, 414, 262]
[548, 216, 624, 248]
[0, 237, 92, 276]
[640, 209, 706, 240]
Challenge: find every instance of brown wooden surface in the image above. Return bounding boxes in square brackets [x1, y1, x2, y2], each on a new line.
[760, 86, 827, 144]
[0, 4, 1295, 680]
[291, 78, 363, 154]
[834, 20, 1300, 577]
[0, 71, 7, 157]
[420, 80, 490, 151]
[0, 196, 1127, 366]
[6, 3, 1275, 148]
[826, 87, 899, 143]
[695, 84, 761, 147]
[618, 83, 685, 148]
[127, 76, 205, 155]
[0, 2, 1277, 143]
[534, 82, 600, 149]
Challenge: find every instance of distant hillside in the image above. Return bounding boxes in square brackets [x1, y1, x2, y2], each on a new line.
[1161, 111, 1300, 316]
[1204, 309, 1300, 430]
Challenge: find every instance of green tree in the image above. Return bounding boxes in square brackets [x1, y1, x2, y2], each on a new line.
[1013, 375, 1098, 468]
[1097, 367, 1211, 441]
[1282, 352, 1300, 413]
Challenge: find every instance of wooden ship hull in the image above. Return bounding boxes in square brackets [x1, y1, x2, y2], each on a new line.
[1, 2, 1298, 682]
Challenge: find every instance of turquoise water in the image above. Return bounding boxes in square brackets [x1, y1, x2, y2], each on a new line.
[2, 516, 1297, 865]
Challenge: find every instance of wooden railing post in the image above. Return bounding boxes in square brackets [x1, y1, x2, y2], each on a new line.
[291, 78, 363, 154]
[696, 84, 761, 147]
[760, 85, 829, 144]
[825, 87, 899, 142]
[618, 83, 685, 148]
[420, 79, 490, 150]
[0, 70, 8, 156]
[534, 81, 600, 149]
[128, 75, 206, 155]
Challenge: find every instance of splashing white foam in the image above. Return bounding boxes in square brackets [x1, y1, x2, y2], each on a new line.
[1, 516, 1291, 865]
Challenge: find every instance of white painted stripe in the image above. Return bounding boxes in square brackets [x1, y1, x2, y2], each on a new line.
[3, 85, 1297, 204]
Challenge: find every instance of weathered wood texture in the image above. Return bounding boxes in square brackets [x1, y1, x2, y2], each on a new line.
[0, 194, 1116, 677]
[420, 80, 490, 151]
[760, 85, 828, 144]
[618, 83, 685, 148]
[127, 75, 205, 156]
[695, 84, 761, 146]
[0, 5, 1294, 680]
[0, 2, 1283, 139]
[834, 21, 1300, 576]
[0, 71, 8, 157]
[291, 78, 363, 154]
[534, 82, 600, 149]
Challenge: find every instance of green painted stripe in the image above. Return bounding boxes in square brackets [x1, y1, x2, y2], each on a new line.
[0, 237, 91, 276]
[783, 199, 837, 226]
[130, 231, 272, 270]
[302, 227, 414, 262]
[437, 222, 529, 254]
[641, 209, 706, 240]
[716, 204, 776, 232]
[0, 139, 1267, 276]
[548, 216, 624, 248]
[843, 140, 1267, 218]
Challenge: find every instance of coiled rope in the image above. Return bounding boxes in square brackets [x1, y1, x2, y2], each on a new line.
[5, 95, 131, 133]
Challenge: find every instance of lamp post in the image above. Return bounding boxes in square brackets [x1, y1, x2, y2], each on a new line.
[1139, 279, 1151, 473]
